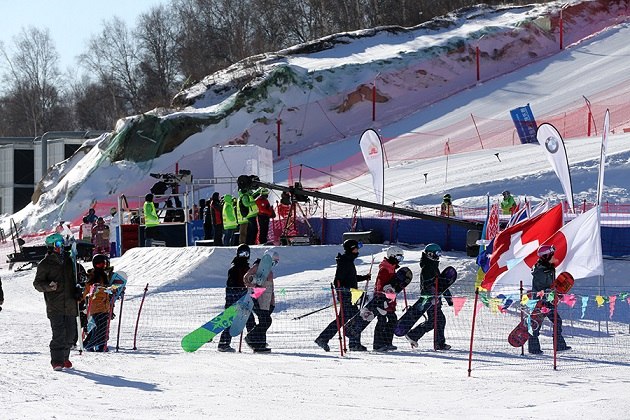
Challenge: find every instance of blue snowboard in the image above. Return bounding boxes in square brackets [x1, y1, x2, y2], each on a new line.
[252, 252, 277, 286]
[394, 266, 457, 337]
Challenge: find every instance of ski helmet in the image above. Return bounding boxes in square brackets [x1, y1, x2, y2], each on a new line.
[92, 254, 110, 269]
[45, 233, 64, 249]
[343, 239, 362, 253]
[236, 244, 250, 258]
[502, 190, 510, 197]
[424, 243, 442, 261]
[386, 246, 404, 262]
[537, 244, 555, 261]
[145, 193, 154, 202]
[443, 194, 451, 201]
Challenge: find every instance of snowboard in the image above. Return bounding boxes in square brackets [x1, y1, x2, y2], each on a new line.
[251, 251, 279, 286]
[181, 296, 247, 352]
[228, 287, 266, 337]
[508, 271, 574, 348]
[345, 267, 413, 338]
[393, 266, 458, 337]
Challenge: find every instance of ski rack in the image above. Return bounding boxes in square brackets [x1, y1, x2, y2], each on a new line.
[239, 175, 484, 230]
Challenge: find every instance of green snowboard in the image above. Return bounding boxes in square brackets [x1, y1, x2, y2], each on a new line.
[181, 304, 240, 352]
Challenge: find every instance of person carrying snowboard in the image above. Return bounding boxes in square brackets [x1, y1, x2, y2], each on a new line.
[405, 243, 453, 350]
[217, 244, 255, 352]
[528, 245, 571, 354]
[33, 233, 82, 371]
[372, 246, 405, 351]
[315, 239, 371, 352]
[243, 250, 279, 352]
[82, 254, 113, 352]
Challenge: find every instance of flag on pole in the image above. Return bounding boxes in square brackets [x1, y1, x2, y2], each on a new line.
[359, 129, 385, 204]
[481, 204, 563, 293]
[596, 109, 610, 205]
[536, 123, 575, 211]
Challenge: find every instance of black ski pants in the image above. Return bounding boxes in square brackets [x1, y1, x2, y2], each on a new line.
[406, 302, 447, 346]
[49, 314, 76, 365]
[316, 289, 361, 347]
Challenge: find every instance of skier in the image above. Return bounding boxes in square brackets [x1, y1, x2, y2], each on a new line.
[528, 245, 571, 354]
[440, 194, 456, 217]
[255, 188, 274, 244]
[217, 244, 255, 352]
[372, 246, 405, 351]
[315, 239, 371, 352]
[243, 250, 279, 352]
[500, 190, 517, 215]
[33, 233, 82, 371]
[405, 243, 453, 350]
[144, 193, 160, 247]
[82, 254, 113, 352]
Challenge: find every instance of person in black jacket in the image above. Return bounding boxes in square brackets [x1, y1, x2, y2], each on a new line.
[0, 276, 4, 311]
[33, 233, 82, 371]
[405, 243, 453, 350]
[210, 192, 223, 246]
[217, 244, 255, 352]
[528, 245, 571, 354]
[315, 239, 371, 352]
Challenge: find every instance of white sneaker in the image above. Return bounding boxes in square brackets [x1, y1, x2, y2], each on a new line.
[405, 335, 418, 348]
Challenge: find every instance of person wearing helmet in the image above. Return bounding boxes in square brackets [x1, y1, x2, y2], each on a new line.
[315, 239, 371, 352]
[255, 188, 274, 244]
[528, 245, 571, 354]
[81, 254, 113, 352]
[372, 246, 405, 351]
[217, 244, 255, 352]
[440, 194, 455, 217]
[500, 190, 517, 215]
[405, 243, 453, 351]
[33, 233, 81, 370]
[243, 250, 280, 353]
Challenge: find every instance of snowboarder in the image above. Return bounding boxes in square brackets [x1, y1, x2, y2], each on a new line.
[528, 245, 571, 354]
[500, 190, 517, 215]
[82, 254, 113, 352]
[217, 244, 255, 352]
[405, 243, 453, 350]
[33, 233, 82, 371]
[243, 250, 279, 352]
[372, 246, 405, 351]
[315, 239, 371, 352]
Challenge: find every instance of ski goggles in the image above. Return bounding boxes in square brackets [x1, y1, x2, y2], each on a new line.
[394, 254, 404, 262]
[238, 250, 250, 258]
[54, 240, 64, 248]
[94, 261, 108, 268]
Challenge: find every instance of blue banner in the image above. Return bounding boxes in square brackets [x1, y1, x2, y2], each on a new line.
[510, 104, 538, 144]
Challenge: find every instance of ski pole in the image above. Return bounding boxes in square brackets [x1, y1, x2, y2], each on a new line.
[115, 291, 125, 352]
[133, 283, 149, 351]
[292, 304, 333, 320]
[331, 283, 344, 356]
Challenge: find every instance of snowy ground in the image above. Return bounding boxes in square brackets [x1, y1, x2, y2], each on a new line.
[1, 245, 630, 419]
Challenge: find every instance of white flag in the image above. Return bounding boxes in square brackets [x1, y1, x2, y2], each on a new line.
[359, 129, 385, 204]
[596, 110, 610, 205]
[536, 123, 575, 211]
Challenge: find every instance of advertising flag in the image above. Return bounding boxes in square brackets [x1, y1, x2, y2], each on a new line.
[359, 129, 385, 204]
[536, 123, 575, 211]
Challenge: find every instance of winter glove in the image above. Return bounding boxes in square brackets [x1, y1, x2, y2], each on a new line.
[48, 282, 58, 292]
[360, 307, 375, 322]
[110, 313, 116, 320]
[74, 284, 83, 301]
[446, 297, 454, 307]
[382, 285, 395, 294]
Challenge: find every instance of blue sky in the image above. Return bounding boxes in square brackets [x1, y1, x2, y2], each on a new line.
[0, 0, 165, 71]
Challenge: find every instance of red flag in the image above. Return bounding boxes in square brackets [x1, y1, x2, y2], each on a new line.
[486, 203, 500, 241]
[481, 204, 563, 292]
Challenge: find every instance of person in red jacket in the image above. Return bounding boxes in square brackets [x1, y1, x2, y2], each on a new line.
[373, 246, 404, 351]
[255, 189, 275, 244]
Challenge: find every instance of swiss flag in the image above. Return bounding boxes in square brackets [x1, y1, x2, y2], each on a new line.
[481, 204, 563, 293]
